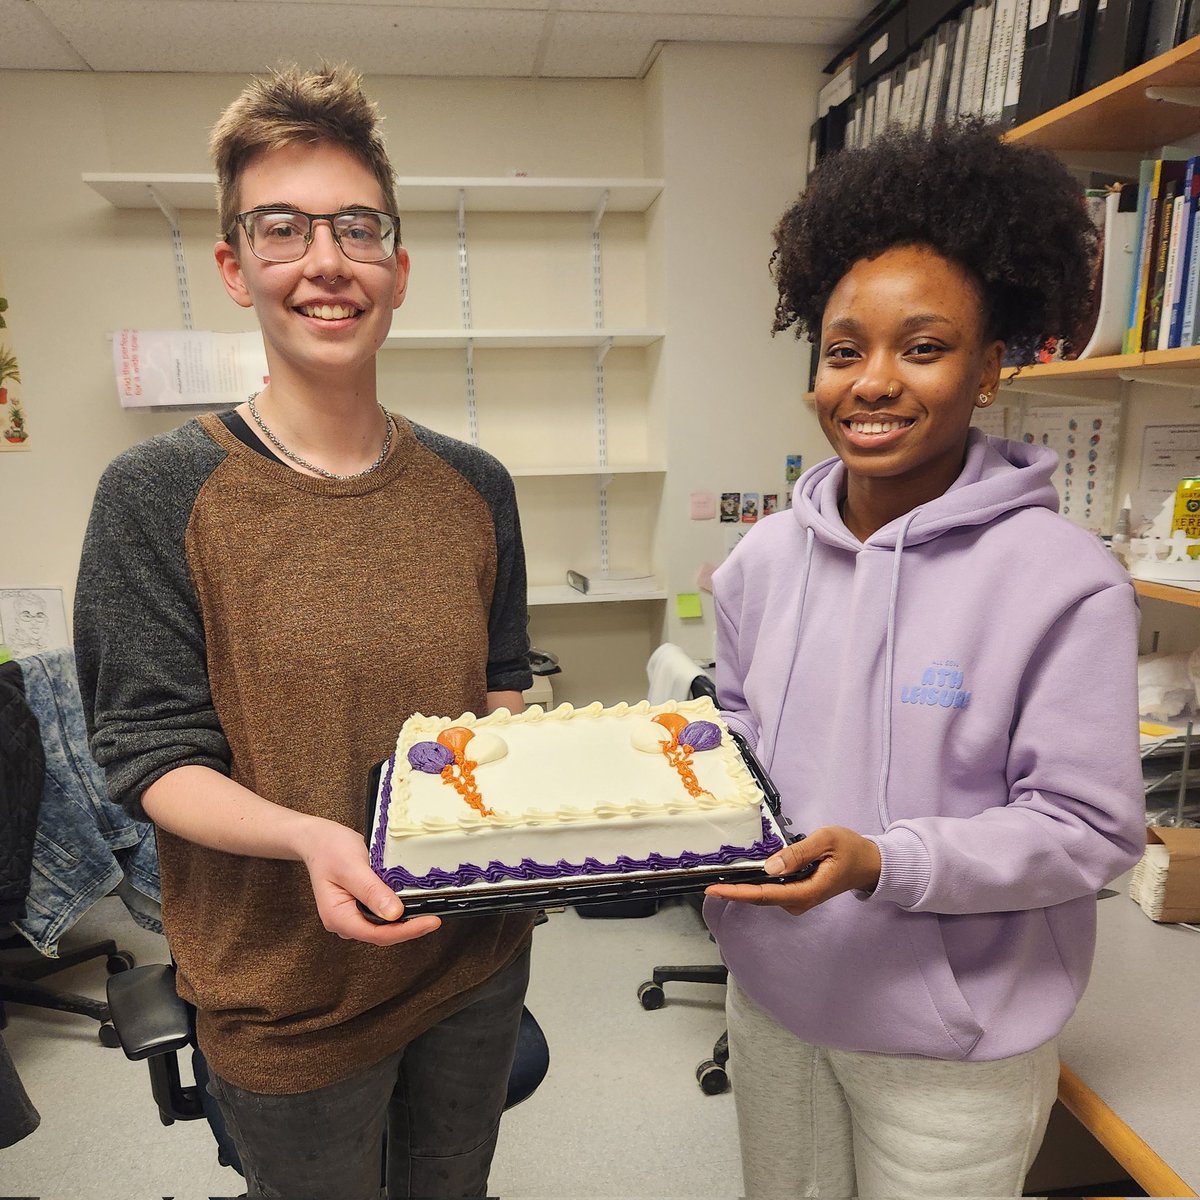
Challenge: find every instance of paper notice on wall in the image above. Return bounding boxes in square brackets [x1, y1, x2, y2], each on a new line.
[112, 330, 269, 408]
[1015, 403, 1121, 534]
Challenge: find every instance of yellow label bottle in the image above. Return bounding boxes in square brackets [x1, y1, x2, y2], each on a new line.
[1172, 478, 1200, 556]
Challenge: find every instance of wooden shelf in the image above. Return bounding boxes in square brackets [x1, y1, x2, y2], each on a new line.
[999, 346, 1200, 386]
[383, 329, 663, 350]
[1133, 579, 1200, 607]
[527, 584, 667, 606]
[1008, 33, 1200, 152]
[83, 173, 663, 214]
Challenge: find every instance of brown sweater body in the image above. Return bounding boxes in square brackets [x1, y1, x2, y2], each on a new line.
[75, 412, 533, 1093]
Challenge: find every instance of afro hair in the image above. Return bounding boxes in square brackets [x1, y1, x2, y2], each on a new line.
[770, 120, 1099, 364]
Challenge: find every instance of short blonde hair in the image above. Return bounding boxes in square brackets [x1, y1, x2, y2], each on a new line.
[209, 64, 399, 242]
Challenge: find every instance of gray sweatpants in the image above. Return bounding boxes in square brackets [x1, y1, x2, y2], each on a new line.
[726, 973, 1059, 1200]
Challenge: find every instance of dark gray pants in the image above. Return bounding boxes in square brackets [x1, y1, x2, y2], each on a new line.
[208, 947, 531, 1200]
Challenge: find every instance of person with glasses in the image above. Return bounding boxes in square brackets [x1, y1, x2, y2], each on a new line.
[74, 64, 534, 1200]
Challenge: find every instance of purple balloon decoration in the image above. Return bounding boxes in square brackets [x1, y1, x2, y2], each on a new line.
[408, 741, 455, 773]
[678, 721, 721, 752]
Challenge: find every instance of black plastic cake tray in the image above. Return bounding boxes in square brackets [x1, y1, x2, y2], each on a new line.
[361, 730, 814, 920]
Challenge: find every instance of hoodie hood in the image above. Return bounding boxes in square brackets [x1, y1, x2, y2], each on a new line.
[794, 428, 1061, 550]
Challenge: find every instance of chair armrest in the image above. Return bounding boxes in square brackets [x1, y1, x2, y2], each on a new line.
[105, 962, 191, 1061]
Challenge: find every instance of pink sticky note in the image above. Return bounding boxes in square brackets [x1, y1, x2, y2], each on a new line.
[697, 563, 716, 593]
[690, 492, 716, 520]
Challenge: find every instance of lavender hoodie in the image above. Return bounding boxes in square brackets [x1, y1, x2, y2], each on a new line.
[706, 430, 1144, 1061]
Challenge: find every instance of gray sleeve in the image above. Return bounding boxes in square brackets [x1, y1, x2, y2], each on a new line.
[73, 423, 232, 820]
[410, 423, 533, 694]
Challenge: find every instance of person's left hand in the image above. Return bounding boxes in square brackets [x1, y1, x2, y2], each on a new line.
[705, 825, 882, 915]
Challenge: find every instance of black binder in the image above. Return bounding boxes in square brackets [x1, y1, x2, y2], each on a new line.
[1015, 0, 1056, 123]
[1040, 0, 1100, 112]
[1141, 0, 1189, 62]
[1082, 0, 1152, 89]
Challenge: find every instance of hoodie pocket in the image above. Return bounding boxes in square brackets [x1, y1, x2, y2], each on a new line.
[904, 910, 983, 1058]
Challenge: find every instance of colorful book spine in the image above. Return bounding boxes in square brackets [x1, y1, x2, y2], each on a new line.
[1144, 185, 1176, 351]
[1167, 156, 1200, 347]
[1183, 201, 1200, 345]
[1126, 158, 1161, 354]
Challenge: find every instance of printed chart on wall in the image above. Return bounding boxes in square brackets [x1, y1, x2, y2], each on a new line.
[0, 588, 68, 660]
[1015, 403, 1121, 533]
[0, 264, 31, 451]
[1137, 424, 1200, 526]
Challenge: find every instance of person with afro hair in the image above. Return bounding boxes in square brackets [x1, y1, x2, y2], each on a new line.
[704, 120, 1144, 1199]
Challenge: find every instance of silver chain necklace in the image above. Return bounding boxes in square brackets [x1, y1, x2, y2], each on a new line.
[246, 392, 393, 481]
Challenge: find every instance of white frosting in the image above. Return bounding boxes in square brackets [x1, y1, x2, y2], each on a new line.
[377, 697, 768, 880]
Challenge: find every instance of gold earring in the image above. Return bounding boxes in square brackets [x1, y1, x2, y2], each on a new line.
[976, 392, 993, 408]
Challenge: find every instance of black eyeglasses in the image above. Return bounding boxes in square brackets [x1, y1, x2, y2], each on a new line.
[230, 207, 402, 263]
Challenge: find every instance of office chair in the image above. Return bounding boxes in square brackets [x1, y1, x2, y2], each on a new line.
[0, 933, 134, 1048]
[636, 667, 732, 1095]
[106, 959, 551, 1177]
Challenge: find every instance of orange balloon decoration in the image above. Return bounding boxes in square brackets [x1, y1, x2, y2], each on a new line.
[437, 726, 475, 758]
[652, 713, 688, 741]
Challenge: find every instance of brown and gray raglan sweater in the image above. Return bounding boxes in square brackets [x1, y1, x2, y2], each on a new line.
[74, 411, 534, 1094]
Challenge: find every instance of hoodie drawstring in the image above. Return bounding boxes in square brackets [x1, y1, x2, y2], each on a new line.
[762, 525, 815, 773]
[876, 509, 919, 829]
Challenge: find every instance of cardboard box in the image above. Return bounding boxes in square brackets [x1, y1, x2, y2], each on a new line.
[1129, 826, 1200, 922]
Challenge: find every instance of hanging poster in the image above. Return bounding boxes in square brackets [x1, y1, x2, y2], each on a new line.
[0, 265, 30, 451]
[112, 329, 269, 408]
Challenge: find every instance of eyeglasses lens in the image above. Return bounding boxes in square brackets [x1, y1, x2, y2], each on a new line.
[245, 210, 397, 263]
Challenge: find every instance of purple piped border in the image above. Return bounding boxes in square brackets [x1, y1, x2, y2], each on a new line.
[370, 753, 782, 891]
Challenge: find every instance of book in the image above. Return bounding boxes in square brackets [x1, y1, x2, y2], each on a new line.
[1082, 0, 1152, 91]
[1015, 0, 1054, 122]
[1001, 0, 1034, 124]
[1142, 158, 1189, 348]
[1158, 185, 1186, 348]
[565, 569, 657, 597]
[1041, 0, 1099, 113]
[1165, 155, 1200, 346]
[1146, 186, 1177, 349]
[960, 0, 997, 116]
[922, 21, 955, 129]
[983, 0, 1020, 119]
[946, 6, 974, 117]
[1124, 157, 1160, 353]
[1183, 201, 1200, 343]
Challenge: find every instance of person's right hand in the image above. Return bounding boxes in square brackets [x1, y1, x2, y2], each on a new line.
[299, 818, 442, 945]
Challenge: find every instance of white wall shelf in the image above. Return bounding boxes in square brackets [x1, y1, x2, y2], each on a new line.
[528, 584, 667, 607]
[83, 173, 664, 215]
[384, 329, 663, 350]
[509, 464, 665, 478]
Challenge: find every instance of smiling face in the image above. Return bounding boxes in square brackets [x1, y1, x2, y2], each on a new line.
[214, 140, 409, 394]
[814, 244, 1004, 539]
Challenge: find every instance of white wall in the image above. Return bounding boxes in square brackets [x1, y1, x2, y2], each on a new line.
[644, 43, 828, 664]
[0, 50, 832, 701]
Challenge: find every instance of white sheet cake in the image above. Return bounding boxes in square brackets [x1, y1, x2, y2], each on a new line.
[369, 698, 782, 893]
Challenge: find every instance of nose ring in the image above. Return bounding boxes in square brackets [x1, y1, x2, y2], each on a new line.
[886, 382, 896, 400]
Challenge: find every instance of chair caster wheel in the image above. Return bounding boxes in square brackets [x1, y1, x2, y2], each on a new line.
[714, 1031, 729, 1066]
[696, 1059, 729, 1094]
[106, 951, 135, 974]
[637, 981, 665, 1010]
[98, 1022, 122, 1049]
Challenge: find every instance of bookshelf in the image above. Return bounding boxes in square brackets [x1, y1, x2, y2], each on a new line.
[1006, 33, 1200, 154]
[1001, 38, 1200, 615]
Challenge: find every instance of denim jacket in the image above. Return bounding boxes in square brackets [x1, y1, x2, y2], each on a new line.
[14, 647, 160, 956]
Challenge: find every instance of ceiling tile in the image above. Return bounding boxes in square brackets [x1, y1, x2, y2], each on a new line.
[540, 9, 855, 77]
[30, 0, 547, 75]
[0, 0, 89, 69]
